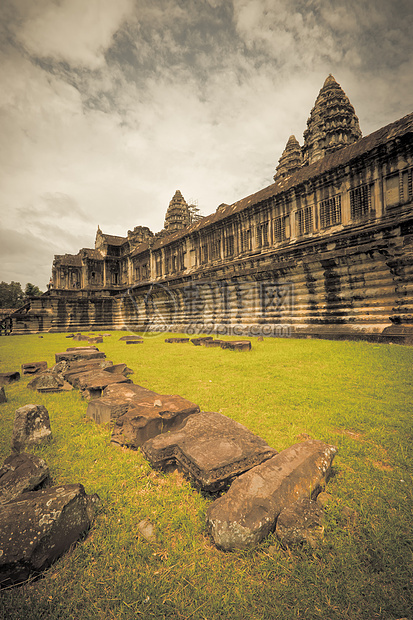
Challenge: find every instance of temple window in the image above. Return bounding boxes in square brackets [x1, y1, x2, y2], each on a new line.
[385, 174, 399, 207]
[273, 216, 287, 243]
[225, 235, 234, 257]
[256, 222, 269, 248]
[319, 195, 342, 228]
[210, 237, 221, 260]
[155, 255, 162, 277]
[296, 207, 313, 236]
[201, 244, 209, 264]
[385, 168, 412, 207]
[241, 229, 251, 252]
[350, 184, 372, 219]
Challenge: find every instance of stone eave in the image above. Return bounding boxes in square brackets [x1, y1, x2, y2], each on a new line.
[130, 243, 150, 258]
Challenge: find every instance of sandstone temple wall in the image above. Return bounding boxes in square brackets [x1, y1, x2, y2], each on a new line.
[7, 84, 413, 343]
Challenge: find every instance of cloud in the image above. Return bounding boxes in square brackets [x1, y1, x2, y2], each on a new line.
[0, 0, 412, 290]
[8, 0, 136, 69]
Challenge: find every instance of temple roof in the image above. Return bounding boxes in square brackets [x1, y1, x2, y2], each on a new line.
[302, 74, 362, 165]
[273, 135, 303, 181]
[54, 253, 83, 267]
[101, 233, 128, 246]
[81, 248, 103, 260]
[164, 190, 191, 232]
[147, 111, 413, 252]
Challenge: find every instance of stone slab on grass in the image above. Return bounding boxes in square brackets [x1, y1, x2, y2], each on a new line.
[88, 336, 103, 344]
[191, 337, 214, 346]
[87, 383, 160, 424]
[72, 333, 90, 341]
[27, 371, 72, 393]
[0, 484, 100, 587]
[119, 335, 143, 341]
[11, 404, 52, 452]
[276, 498, 325, 548]
[76, 372, 132, 399]
[165, 338, 190, 343]
[111, 395, 200, 448]
[66, 346, 99, 352]
[59, 359, 113, 384]
[55, 350, 105, 363]
[0, 453, 50, 505]
[21, 361, 47, 375]
[141, 411, 277, 493]
[103, 363, 133, 376]
[0, 372, 20, 386]
[220, 341, 252, 351]
[206, 439, 337, 550]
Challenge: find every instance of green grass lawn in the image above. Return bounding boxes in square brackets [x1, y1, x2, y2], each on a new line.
[0, 332, 412, 620]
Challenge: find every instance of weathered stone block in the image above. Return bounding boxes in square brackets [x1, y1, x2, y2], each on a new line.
[55, 350, 105, 363]
[59, 359, 113, 384]
[0, 387, 6, 404]
[119, 335, 143, 341]
[11, 404, 52, 452]
[0, 453, 50, 505]
[125, 340, 143, 344]
[111, 395, 200, 448]
[276, 498, 325, 548]
[87, 383, 158, 424]
[103, 383, 159, 400]
[206, 440, 337, 550]
[27, 371, 72, 393]
[165, 338, 190, 343]
[220, 341, 252, 351]
[191, 337, 214, 346]
[141, 411, 277, 492]
[0, 483, 100, 587]
[103, 363, 133, 376]
[21, 361, 48, 375]
[88, 336, 103, 344]
[0, 371, 20, 386]
[77, 372, 132, 399]
[72, 333, 90, 341]
[66, 346, 99, 352]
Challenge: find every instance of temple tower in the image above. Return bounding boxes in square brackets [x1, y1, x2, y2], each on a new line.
[164, 190, 191, 232]
[273, 135, 303, 181]
[302, 74, 362, 166]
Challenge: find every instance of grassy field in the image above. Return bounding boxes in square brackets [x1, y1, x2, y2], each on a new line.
[0, 332, 412, 620]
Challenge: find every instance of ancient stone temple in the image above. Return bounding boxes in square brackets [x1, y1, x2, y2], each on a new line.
[9, 76, 413, 343]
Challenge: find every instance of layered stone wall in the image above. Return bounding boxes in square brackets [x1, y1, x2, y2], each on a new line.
[117, 210, 413, 342]
[11, 207, 412, 343]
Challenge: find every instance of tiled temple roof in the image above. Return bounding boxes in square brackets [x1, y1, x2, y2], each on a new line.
[54, 253, 83, 267]
[81, 248, 103, 260]
[130, 242, 150, 257]
[102, 233, 128, 246]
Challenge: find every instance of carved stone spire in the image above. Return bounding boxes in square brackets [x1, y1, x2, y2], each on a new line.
[164, 190, 191, 232]
[302, 74, 362, 166]
[273, 135, 303, 182]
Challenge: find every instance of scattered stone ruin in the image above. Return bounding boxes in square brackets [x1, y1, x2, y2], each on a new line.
[5, 75, 413, 342]
[0, 339, 340, 586]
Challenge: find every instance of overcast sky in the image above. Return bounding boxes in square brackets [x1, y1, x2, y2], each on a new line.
[1, 0, 412, 289]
